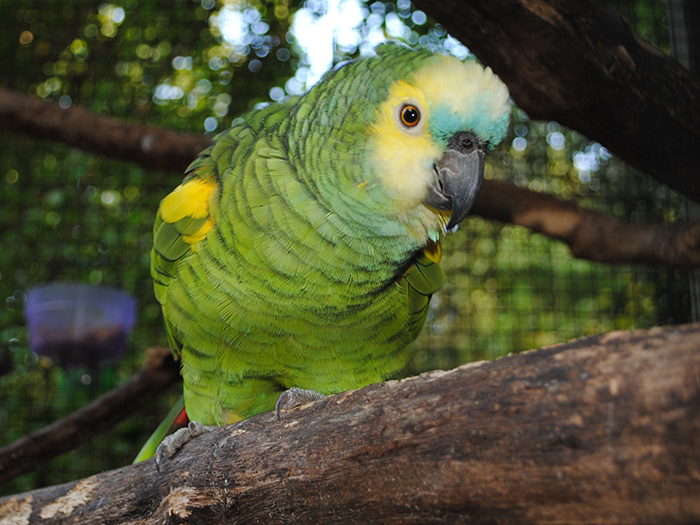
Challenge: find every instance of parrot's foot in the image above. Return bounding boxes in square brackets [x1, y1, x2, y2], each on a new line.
[275, 387, 326, 419]
[155, 421, 216, 470]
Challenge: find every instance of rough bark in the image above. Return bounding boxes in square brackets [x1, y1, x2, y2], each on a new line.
[1, 323, 698, 524]
[0, 347, 180, 486]
[413, 0, 700, 202]
[2, 87, 699, 269]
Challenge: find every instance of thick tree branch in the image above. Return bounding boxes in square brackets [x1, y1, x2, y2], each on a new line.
[474, 180, 700, 268]
[413, 0, 700, 202]
[0, 347, 180, 486]
[0, 87, 211, 173]
[1, 323, 698, 524]
[1, 87, 698, 268]
[5, 1, 699, 202]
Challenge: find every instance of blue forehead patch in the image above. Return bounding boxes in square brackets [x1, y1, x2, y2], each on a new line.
[429, 104, 509, 151]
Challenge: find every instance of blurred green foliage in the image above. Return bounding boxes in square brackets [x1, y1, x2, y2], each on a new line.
[0, 0, 689, 496]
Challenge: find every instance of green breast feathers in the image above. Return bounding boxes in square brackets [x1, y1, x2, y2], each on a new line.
[151, 43, 510, 427]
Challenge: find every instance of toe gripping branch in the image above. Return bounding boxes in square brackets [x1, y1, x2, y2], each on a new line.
[275, 387, 327, 419]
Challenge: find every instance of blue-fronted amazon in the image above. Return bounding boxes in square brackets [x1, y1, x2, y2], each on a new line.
[135, 43, 509, 463]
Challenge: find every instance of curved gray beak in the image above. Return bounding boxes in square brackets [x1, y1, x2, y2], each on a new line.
[423, 131, 485, 230]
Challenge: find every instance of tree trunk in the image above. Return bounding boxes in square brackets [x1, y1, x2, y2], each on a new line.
[414, 0, 700, 202]
[1, 323, 698, 524]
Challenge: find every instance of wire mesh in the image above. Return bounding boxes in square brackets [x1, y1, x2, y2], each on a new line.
[0, 0, 691, 496]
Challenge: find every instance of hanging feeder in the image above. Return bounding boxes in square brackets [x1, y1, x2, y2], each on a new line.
[25, 282, 137, 367]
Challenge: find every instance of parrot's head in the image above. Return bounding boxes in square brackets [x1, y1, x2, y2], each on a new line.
[293, 43, 509, 246]
[361, 44, 510, 236]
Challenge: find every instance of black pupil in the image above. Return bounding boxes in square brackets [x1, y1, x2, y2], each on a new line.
[462, 138, 473, 149]
[403, 106, 419, 125]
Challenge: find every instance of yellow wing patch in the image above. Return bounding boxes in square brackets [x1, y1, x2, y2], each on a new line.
[160, 177, 217, 250]
[152, 176, 218, 306]
[161, 177, 216, 222]
[182, 219, 214, 246]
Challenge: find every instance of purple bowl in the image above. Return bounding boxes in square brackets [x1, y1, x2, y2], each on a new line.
[25, 283, 137, 367]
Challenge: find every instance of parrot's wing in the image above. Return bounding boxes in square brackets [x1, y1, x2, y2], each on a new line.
[403, 242, 446, 339]
[151, 140, 224, 357]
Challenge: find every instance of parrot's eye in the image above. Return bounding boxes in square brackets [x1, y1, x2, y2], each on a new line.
[392, 99, 425, 136]
[400, 105, 421, 127]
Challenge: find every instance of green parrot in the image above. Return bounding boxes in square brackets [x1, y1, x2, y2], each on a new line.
[135, 43, 509, 463]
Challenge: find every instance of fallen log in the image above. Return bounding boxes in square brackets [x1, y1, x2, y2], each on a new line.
[1, 323, 698, 524]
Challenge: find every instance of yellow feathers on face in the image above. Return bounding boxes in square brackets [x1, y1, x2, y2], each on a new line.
[368, 79, 441, 208]
[366, 53, 509, 217]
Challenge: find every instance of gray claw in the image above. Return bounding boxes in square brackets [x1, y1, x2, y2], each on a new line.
[275, 387, 326, 419]
[155, 421, 216, 470]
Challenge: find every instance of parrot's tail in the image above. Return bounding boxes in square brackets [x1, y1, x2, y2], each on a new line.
[133, 396, 188, 463]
